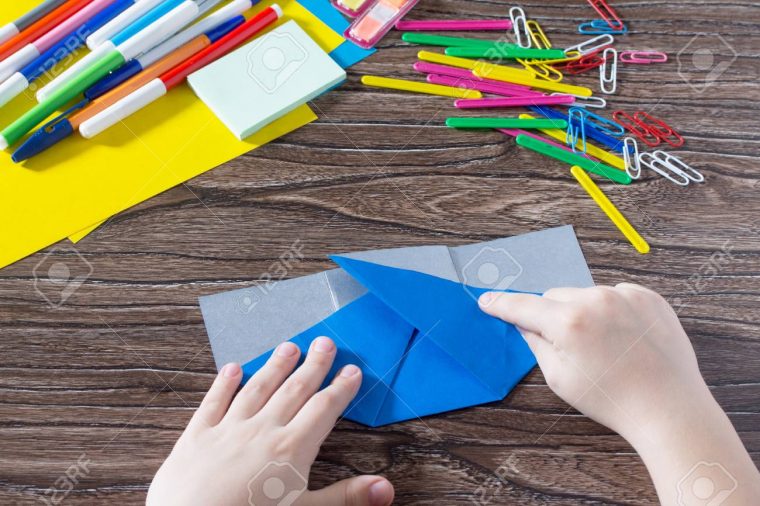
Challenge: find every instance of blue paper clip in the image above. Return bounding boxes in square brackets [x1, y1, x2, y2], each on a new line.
[581, 109, 625, 137]
[578, 19, 628, 35]
[566, 107, 587, 154]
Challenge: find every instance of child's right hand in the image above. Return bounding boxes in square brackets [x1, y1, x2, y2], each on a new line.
[479, 285, 760, 505]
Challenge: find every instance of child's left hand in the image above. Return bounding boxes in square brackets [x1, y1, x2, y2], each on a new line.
[147, 337, 395, 506]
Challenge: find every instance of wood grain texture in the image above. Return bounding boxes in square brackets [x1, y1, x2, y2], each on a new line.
[1, 0, 759, 504]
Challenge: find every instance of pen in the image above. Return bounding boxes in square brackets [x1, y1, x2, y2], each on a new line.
[0, 0, 133, 108]
[80, 5, 282, 138]
[0, 0, 68, 45]
[0, 0, 202, 149]
[12, 16, 244, 162]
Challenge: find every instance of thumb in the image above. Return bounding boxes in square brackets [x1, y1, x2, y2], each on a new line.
[302, 475, 394, 506]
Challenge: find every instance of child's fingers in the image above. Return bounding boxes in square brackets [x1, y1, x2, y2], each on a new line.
[479, 292, 561, 336]
[302, 475, 394, 506]
[287, 364, 362, 451]
[225, 342, 301, 421]
[257, 337, 337, 426]
[188, 363, 242, 429]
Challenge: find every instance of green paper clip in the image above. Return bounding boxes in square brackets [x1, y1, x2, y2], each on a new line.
[516, 134, 632, 185]
[445, 46, 568, 60]
[446, 118, 568, 130]
[401, 32, 512, 49]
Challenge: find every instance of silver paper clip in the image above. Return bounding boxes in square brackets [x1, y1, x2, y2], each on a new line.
[623, 137, 641, 179]
[567, 107, 587, 154]
[509, 7, 531, 49]
[551, 93, 607, 109]
[565, 34, 614, 55]
[653, 150, 705, 183]
[600, 47, 618, 94]
[638, 152, 690, 186]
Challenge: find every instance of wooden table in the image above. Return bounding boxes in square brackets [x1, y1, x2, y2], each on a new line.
[2, 1, 759, 503]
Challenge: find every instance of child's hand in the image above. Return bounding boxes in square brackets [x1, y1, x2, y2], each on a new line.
[147, 337, 394, 506]
[480, 285, 760, 505]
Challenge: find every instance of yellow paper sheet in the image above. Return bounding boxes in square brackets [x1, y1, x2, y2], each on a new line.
[0, 2, 329, 269]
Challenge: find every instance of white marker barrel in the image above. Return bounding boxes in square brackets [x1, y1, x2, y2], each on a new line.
[36, 42, 114, 102]
[0, 23, 20, 45]
[86, 0, 164, 50]
[0, 44, 40, 83]
[0, 73, 30, 108]
[80, 78, 167, 138]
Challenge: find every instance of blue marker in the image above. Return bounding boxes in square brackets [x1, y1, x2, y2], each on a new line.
[530, 105, 629, 153]
[0, 0, 134, 109]
[12, 17, 245, 164]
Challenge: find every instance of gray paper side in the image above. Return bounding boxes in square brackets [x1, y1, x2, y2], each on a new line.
[338, 245, 460, 282]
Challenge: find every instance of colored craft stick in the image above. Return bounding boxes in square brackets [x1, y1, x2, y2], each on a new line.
[446, 118, 567, 130]
[445, 46, 567, 60]
[0, 0, 68, 45]
[499, 128, 577, 152]
[414, 62, 542, 96]
[519, 113, 625, 170]
[402, 33, 509, 48]
[361, 75, 482, 99]
[427, 74, 539, 97]
[0, 0, 92, 61]
[531, 105, 626, 153]
[515, 134, 631, 184]
[396, 19, 512, 32]
[418, 50, 490, 71]
[473, 66, 594, 97]
[78, 5, 284, 138]
[571, 166, 649, 253]
[454, 95, 575, 109]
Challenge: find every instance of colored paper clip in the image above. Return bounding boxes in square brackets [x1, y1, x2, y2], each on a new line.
[565, 34, 614, 56]
[582, 109, 625, 137]
[538, 50, 582, 66]
[612, 111, 661, 147]
[599, 47, 617, 94]
[578, 19, 627, 35]
[533, 105, 626, 153]
[623, 137, 641, 179]
[562, 47, 610, 74]
[553, 93, 607, 109]
[586, 0, 625, 31]
[652, 150, 704, 183]
[633, 111, 685, 147]
[519, 20, 564, 82]
[509, 6, 531, 48]
[567, 107, 588, 154]
[620, 50, 668, 64]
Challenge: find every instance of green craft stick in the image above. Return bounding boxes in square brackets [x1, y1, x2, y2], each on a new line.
[516, 134, 632, 185]
[446, 118, 568, 130]
[402, 32, 513, 49]
[446, 46, 568, 60]
[0, 50, 125, 148]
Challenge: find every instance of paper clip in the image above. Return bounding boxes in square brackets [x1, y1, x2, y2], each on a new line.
[586, 0, 625, 31]
[653, 150, 704, 183]
[612, 110, 661, 147]
[567, 107, 588, 154]
[565, 34, 614, 55]
[599, 47, 617, 94]
[538, 50, 582, 66]
[563, 49, 608, 75]
[553, 93, 607, 109]
[516, 20, 565, 82]
[509, 7, 531, 48]
[619, 51, 668, 64]
[623, 137, 641, 179]
[638, 152, 691, 186]
[581, 109, 625, 137]
[578, 19, 627, 35]
[633, 111, 685, 147]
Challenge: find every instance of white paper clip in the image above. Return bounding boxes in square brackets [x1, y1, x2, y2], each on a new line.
[638, 152, 693, 186]
[509, 7, 531, 48]
[653, 150, 705, 183]
[551, 93, 607, 109]
[565, 34, 614, 55]
[623, 137, 641, 179]
[600, 47, 617, 94]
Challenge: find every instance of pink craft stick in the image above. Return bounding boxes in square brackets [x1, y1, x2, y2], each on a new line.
[395, 19, 512, 31]
[619, 50, 668, 64]
[413, 61, 542, 95]
[427, 74, 535, 97]
[455, 95, 576, 109]
[34, 0, 116, 52]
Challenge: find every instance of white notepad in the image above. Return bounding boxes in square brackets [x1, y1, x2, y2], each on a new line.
[188, 20, 346, 140]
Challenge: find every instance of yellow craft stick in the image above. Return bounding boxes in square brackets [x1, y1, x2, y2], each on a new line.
[570, 166, 650, 254]
[473, 66, 593, 97]
[519, 113, 626, 170]
[361, 75, 482, 99]
[417, 50, 535, 79]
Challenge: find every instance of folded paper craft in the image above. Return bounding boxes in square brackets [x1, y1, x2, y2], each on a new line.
[199, 225, 594, 426]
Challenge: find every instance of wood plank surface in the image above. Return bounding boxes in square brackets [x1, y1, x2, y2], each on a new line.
[1, 0, 759, 504]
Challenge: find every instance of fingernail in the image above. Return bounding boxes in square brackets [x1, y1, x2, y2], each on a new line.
[276, 342, 298, 357]
[478, 292, 493, 306]
[368, 479, 393, 506]
[221, 363, 240, 378]
[313, 337, 334, 353]
[340, 364, 360, 378]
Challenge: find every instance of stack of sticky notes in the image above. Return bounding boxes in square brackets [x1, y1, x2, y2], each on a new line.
[189, 20, 346, 140]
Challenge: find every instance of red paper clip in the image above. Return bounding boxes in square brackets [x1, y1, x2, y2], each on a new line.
[613, 110, 661, 147]
[633, 111, 685, 148]
[586, 0, 625, 31]
[563, 47, 610, 75]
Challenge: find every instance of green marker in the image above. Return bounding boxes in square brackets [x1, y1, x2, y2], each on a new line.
[401, 32, 515, 49]
[515, 134, 632, 185]
[445, 46, 568, 60]
[446, 118, 568, 130]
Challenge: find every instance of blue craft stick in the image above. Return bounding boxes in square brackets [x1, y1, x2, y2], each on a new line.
[530, 105, 628, 153]
[111, 0, 185, 46]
